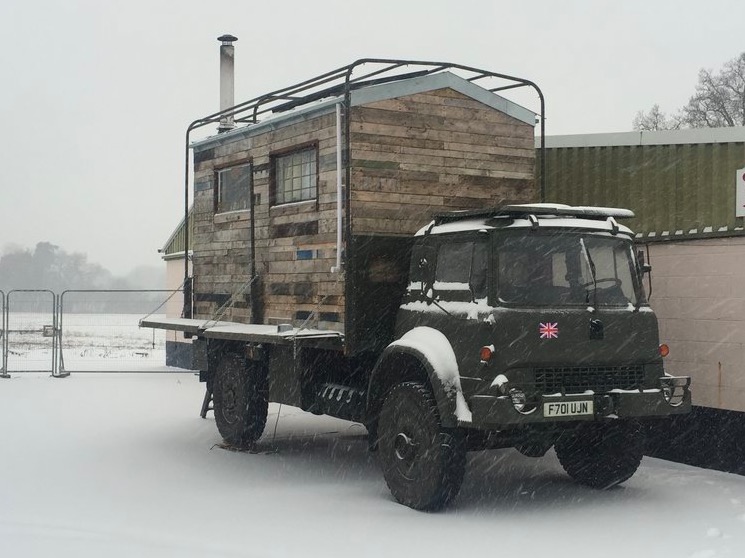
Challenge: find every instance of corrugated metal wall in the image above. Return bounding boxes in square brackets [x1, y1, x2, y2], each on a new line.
[540, 141, 745, 237]
[162, 208, 193, 257]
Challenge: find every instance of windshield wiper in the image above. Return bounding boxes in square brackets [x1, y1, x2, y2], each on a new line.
[579, 238, 598, 311]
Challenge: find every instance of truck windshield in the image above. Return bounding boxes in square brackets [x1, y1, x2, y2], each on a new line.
[497, 232, 639, 307]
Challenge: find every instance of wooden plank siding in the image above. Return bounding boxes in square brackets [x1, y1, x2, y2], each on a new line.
[349, 88, 535, 235]
[192, 110, 344, 331]
[190, 85, 537, 338]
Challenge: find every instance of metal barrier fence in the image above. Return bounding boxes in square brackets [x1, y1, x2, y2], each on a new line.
[0, 290, 6, 378]
[0, 289, 183, 377]
[5, 290, 58, 374]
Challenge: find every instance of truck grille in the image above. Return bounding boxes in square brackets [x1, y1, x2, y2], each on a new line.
[533, 365, 645, 394]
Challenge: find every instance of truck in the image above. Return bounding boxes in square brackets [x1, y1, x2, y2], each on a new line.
[142, 57, 691, 510]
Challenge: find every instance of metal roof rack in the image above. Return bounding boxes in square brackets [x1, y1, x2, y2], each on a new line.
[432, 204, 635, 225]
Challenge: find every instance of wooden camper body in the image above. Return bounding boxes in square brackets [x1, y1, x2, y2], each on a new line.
[190, 70, 538, 355]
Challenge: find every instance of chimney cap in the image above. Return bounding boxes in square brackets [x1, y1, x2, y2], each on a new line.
[218, 34, 238, 44]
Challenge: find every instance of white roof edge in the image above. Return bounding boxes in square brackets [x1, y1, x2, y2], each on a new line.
[537, 126, 745, 148]
[192, 98, 341, 152]
[162, 250, 193, 261]
[350, 71, 537, 126]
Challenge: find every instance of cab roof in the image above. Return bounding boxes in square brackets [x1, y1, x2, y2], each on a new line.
[417, 204, 636, 237]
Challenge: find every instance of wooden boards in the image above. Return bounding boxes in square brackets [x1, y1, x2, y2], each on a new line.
[350, 88, 536, 236]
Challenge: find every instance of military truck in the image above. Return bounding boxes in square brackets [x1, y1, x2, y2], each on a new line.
[144, 203, 690, 510]
[143, 59, 690, 510]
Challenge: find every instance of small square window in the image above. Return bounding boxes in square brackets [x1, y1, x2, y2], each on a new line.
[274, 147, 317, 205]
[216, 163, 251, 213]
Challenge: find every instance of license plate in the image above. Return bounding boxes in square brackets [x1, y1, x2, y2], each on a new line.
[543, 400, 594, 417]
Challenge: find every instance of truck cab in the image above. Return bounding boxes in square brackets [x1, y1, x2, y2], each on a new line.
[369, 204, 691, 509]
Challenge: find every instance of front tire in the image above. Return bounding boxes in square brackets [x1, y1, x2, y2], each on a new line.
[554, 420, 644, 489]
[378, 382, 466, 511]
[212, 351, 268, 449]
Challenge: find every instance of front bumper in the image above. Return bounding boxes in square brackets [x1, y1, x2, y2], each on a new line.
[467, 376, 691, 428]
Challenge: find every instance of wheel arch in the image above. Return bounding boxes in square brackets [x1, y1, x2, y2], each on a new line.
[366, 327, 471, 429]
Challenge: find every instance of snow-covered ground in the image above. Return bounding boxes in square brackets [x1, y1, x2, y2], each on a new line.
[1, 373, 745, 558]
[4, 313, 167, 372]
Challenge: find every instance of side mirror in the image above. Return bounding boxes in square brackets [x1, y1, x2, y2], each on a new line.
[637, 247, 653, 302]
[637, 249, 652, 274]
[411, 245, 436, 303]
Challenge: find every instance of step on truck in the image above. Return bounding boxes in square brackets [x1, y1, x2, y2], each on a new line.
[142, 59, 691, 510]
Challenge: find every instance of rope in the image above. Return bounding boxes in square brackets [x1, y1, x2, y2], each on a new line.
[291, 270, 345, 338]
[201, 274, 259, 329]
[271, 403, 282, 445]
[139, 280, 190, 323]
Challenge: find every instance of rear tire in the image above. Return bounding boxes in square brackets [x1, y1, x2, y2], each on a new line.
[554, 420, 643, 489]
[212, 351, 268, 449]
[378, 382, 466, 511]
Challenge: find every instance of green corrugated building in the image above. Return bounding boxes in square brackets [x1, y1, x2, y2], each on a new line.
[540, 127, 745, 239]
[540, 126, 745, 474]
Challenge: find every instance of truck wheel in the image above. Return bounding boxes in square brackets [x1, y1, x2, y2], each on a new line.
[554, 420, 643, 489]
[212, 351, 268, 449]
[378, 382, 466, 510]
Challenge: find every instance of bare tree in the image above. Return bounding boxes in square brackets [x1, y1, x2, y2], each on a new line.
[633, 52, 745, 129]
[682, 53, 745, 127]
[632, 104, 681, 131]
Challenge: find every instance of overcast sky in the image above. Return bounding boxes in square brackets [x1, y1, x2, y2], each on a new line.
[0, 0, 743, 276]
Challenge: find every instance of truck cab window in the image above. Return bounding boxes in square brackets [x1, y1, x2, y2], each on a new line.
[434, 241, 488, 301]
[497, 233, 638, 307]
[471, 242, 488, 300]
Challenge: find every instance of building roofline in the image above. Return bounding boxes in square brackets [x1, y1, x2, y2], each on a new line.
[537, 126, 745, 149]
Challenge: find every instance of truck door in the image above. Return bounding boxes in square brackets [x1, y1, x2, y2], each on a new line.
[429, 236, 493, 379]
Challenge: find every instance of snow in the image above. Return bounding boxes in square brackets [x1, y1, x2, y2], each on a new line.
[140, 316, 343, 342]
[389, 327, 472, 422]
[400, 299, 495, 323]
[490, 373, 509, 390]
[6, 313, 169, 372]
[2, 373, 745, 557]
[416, 216, 634, 237]
[432, 280, 471, 291]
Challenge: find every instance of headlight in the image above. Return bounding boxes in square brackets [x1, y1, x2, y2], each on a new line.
[660, 376, 689, 407]
[509, 388, 537, 414]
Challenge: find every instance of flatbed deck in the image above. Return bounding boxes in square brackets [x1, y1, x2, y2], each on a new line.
[140, 317, 344, 349]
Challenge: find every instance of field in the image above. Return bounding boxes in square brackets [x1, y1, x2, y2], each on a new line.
[3, 312, 169, 372]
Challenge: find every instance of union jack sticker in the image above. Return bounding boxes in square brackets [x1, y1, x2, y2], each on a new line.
[539, 322, 559, 339]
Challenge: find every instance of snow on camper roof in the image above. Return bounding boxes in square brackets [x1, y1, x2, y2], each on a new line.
[417, 204, 635, 236]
